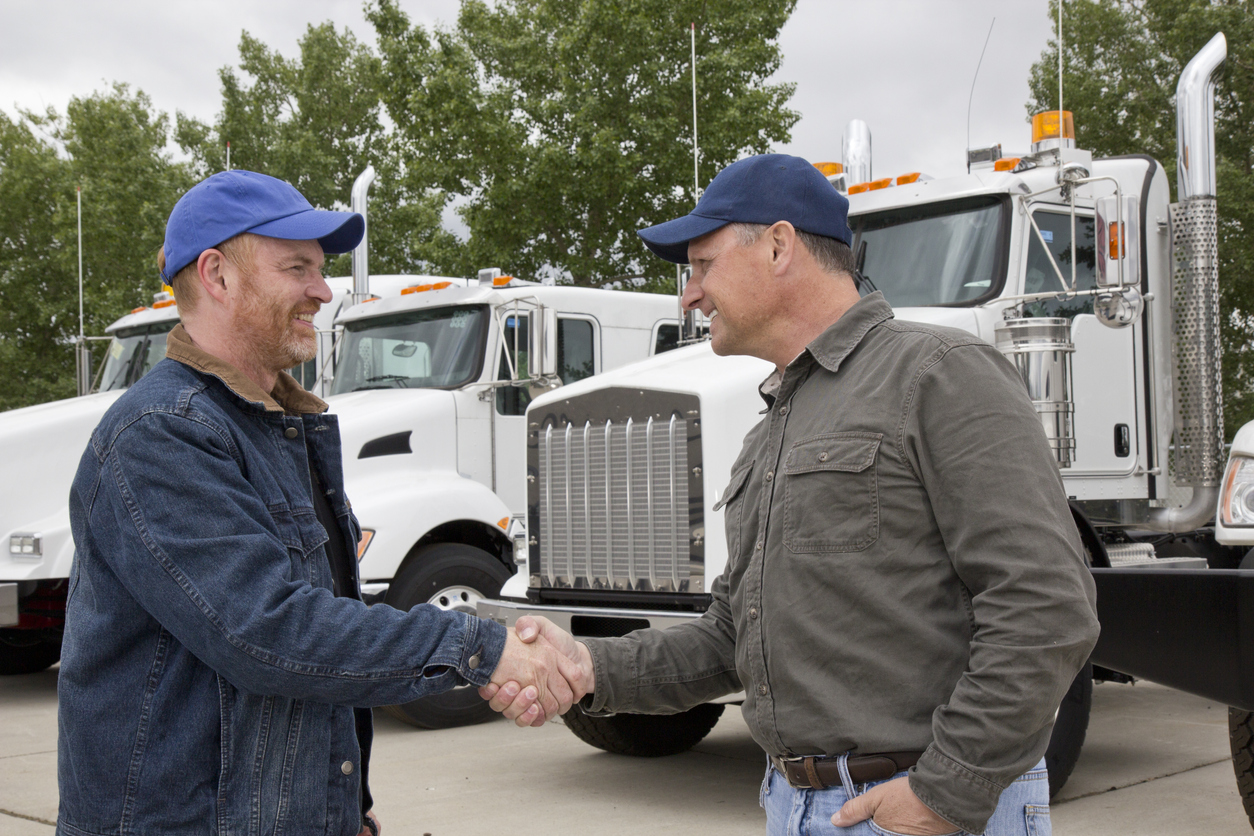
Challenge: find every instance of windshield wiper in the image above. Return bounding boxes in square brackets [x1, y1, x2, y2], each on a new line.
[353, 374, 410, 390]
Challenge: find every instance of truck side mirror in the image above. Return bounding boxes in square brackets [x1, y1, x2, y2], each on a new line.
[1096, 195, 1141, 288]
[530, 307, 559, 379]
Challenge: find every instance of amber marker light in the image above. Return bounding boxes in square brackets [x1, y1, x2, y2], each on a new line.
[492, 275, 515, 287]
[896, 172, 922, 185]
[497, 517, 510, 530]
[867, 178, 893, 191]
[153, 299, 177, 309]
[432, 281, 452, 290]
[1031, 110, 1075, 144]
[401, 284, 434, 295]
[131, 306, 148, 314]
[993, 158, 1021, 172]
[848, 183, 871, 195]
[813, 162, 843, 177]
[356, 530, 375, 561]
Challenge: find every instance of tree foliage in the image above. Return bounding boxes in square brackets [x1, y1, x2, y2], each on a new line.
[367, 0, 798, 288]
[1027, 0, 1254, 436]
[0, 85, 192, 410]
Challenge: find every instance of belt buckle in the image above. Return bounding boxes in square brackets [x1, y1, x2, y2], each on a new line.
[771, 754, 822, 790]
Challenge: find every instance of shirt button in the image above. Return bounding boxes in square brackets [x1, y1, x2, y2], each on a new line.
[749, 607, 759, 620]
[758, 683, 768, 696]
[755, 541, 763, 551]
[468, 652, 481, 670]
[779, 405, 789, 416]
[765, 471, 774, 482]
[284, 427, 298, 439]
[341, 760, 354, 775]
[818, 451, 828, 462]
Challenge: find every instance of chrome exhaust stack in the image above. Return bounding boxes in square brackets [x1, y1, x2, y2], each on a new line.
[842, 120, 872, 188]
[350, 166, 376, 306]
[1148, 32, 1226, 531]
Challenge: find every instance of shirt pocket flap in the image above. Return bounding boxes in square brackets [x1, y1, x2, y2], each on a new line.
[713, 462, 754, 511]
[784, 433, 882, 475]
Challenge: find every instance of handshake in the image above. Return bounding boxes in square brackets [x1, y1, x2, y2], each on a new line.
[478, 616, 595, 726]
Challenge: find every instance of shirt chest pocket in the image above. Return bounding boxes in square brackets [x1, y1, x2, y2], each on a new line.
[273, 508, 331, 586]
[783, 432, 881, 553]
[713, 462, 754, 564]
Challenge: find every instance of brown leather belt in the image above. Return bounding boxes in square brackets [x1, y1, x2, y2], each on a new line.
[769, 751, 924, 790]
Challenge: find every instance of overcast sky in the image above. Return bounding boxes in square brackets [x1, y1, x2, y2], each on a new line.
[0, 0, 1058, 185]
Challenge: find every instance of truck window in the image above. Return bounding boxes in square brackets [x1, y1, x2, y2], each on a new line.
[850, 195, 1008, 307]
[497, 316, 595, 416]
[654, 323, 679, 354]
[1023, 211, 1097, 318]
[331, 305, 487, 393]
[98, 323, 175, 392]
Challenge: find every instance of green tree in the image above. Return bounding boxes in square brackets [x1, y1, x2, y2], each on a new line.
[1027, 0, 1254, 437]
[367, 0, 799, 288]
[176, 23, 457, 276]
[0, 85, 191, 410]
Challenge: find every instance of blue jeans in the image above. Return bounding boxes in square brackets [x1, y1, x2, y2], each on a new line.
[760, 757, 1050, 836]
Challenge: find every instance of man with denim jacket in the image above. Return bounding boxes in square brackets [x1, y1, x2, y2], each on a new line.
[485, 155, 1100, 835]
[58, 170, 583, 836]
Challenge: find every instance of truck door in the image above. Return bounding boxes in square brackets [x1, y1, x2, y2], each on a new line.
[494, 314, 598, 511]
[1023, 208, 1142, 483]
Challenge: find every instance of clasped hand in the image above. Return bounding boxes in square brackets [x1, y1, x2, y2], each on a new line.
[478, 616, 594, 726]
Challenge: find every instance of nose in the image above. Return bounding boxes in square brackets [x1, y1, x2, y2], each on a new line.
[310, 273, 334, 304]
[680, 269, 703, 312]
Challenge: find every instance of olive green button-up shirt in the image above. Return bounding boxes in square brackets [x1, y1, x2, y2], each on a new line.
[581, 293, 1099, 833]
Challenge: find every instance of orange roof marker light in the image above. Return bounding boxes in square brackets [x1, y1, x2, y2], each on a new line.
[866, 178, 893, 191]
[812, 162, 843, 178]
[131, 306, 148, 314]
[896, 172, 922, 186]
[401, 284, 434, 296]
[432, 281, 453, 290]
[153, 299, 177, 309]
[492, 275, 515, 287]
[1031, 110, 1076, 152]
[993, 157, 1022, 172]
[847, 183, 871, 195]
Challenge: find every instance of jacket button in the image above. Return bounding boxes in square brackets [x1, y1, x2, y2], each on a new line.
[341, 760, 354, 775]
[468, 652, 481, 670]
[765, 471, 774, 482]
[779, 405, 789, 416]
[749, 607, 759, 620]
[758, 683, 768, 696]
[755, 541, 763, 551]
[284, 427, 298, 439]
[818, 451, 829, 462]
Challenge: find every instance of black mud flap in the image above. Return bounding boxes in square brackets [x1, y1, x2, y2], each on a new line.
[1091, 568, 1254, 711]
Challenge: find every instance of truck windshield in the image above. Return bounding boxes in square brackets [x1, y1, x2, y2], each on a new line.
[850, 195, 1008, 307]
[332, 305, 488, 393]
[98, 322, 176, 391]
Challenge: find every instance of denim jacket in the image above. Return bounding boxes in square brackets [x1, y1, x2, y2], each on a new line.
[59, 325, 506, 836]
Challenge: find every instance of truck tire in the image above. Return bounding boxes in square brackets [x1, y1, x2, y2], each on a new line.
[1045, 663, 1093, 797]
[0, 628, 61, 675]
[563, 703, 725, 757]
[1228, 707, 1254, 828]
[382, 543, 513, 730]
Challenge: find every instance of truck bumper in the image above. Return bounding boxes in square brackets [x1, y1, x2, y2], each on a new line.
[0, 583, 17, 627]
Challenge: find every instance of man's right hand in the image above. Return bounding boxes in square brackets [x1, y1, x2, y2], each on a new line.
[485, 624, 588, 727]
[479, 616, 594, 726]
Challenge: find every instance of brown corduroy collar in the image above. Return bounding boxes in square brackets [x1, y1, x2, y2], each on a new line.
[165, 323, 327, 416]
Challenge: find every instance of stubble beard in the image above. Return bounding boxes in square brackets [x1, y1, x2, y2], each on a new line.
[237, 273, 320, 372]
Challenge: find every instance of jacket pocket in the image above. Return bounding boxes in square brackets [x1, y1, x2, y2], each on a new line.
[714, 462, 754, 565]
[783, 432, 881, 553]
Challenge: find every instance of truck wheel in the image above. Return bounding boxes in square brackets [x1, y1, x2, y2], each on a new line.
[1228, 707, 1254, 828]
[562, 703, 725, 757]
[1045, 663, 1093, 797]
[382, 543, 513, 730]
[0, 629, 62, 675]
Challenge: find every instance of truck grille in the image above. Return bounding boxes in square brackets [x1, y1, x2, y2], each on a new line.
[527, 389, 704, 594]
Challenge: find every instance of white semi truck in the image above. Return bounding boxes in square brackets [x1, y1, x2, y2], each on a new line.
[479, 32, 1254, 811]
[0, 261, 681, 732]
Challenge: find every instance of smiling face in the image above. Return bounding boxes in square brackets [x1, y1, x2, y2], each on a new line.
[682, 224, 776, 359]
[228, 236, 331, 375]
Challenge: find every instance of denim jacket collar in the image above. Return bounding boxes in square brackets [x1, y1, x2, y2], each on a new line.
[166, 323, 327, 416]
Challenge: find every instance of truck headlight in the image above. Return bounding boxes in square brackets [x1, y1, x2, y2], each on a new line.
[9, 534, 41, 556]
[507, 516, 528, 566]
[1221, 456, 1254, 526]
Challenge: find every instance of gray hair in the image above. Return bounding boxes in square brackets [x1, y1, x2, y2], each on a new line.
[728, 222, 857, 277]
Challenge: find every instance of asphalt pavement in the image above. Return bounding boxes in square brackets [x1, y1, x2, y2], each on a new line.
[1, 670, 1250, 835]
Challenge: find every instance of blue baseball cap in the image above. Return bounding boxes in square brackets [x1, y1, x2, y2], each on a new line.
[637, 154, 852, 264]
[160, 170, 365, 281]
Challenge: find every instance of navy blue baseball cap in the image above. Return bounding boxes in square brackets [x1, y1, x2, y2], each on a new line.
[160, 170, 365, 281]
[637, 154, 852, 264]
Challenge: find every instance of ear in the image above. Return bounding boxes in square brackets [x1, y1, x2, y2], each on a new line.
[196, 249, 231, 306]
[767, 221, 797, 276]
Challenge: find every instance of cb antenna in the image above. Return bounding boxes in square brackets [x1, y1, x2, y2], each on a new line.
[1058, 0, 1064, 120]
[691, 22, 700, 204]
[966, 18, 996, 174]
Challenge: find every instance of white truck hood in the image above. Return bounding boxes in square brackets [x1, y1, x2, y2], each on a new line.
[326, 388, 461, 483]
